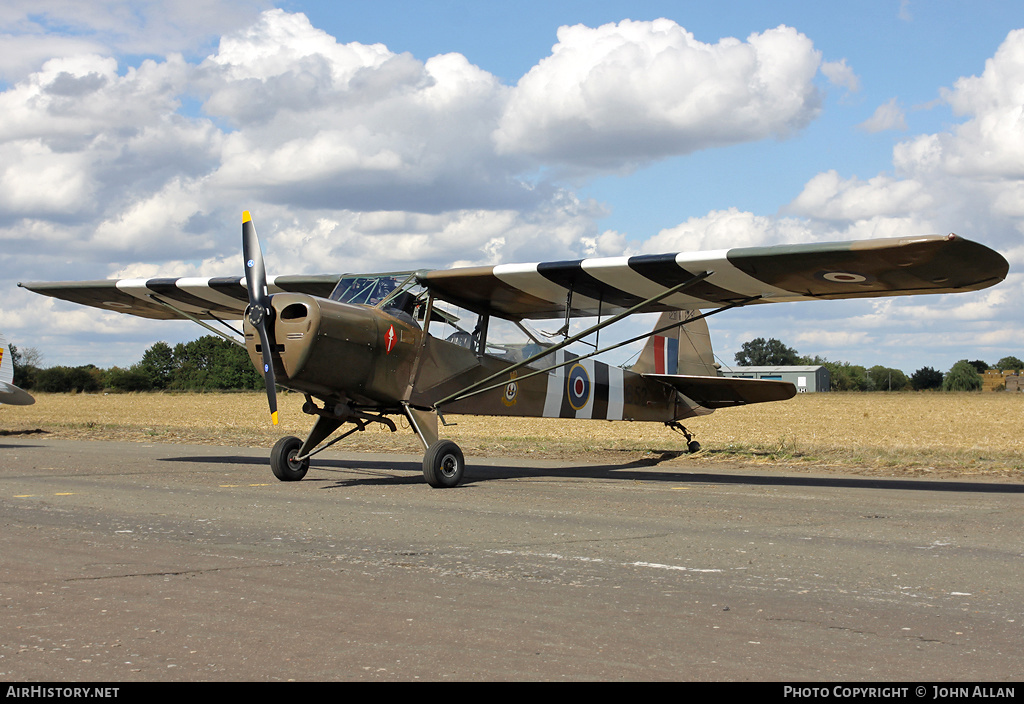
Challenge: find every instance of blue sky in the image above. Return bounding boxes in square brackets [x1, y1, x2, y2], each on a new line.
[1, 0, 1022, 375]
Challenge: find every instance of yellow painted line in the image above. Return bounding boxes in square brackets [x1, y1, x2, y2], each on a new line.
[55, 493, 75, 496]
[14, 494, 36, 498]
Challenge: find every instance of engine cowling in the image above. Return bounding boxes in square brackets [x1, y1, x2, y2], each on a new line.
[243, 293, 422, 406]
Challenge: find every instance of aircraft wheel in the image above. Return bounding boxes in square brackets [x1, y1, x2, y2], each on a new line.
[271, 436, 309, 481]
[422, 440, 465, 488]
[687, 440, 701, 453]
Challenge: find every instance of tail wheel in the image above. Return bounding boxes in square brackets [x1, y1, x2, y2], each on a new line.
[271, 435, 309, 481]
[423, 440, 465, 488]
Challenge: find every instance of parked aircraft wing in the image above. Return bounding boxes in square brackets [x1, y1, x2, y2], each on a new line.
[418, 234, 1008, 320]
[19, 275, 342, 320]
[0, 332, 34, 405]
[646, 373, 797, 409]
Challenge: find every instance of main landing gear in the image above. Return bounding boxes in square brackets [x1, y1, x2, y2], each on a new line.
[270, 436, 309, 481]
[267, 397, 467, 488]
[422, 439, 465, 488]
[666, 421, 702, 454]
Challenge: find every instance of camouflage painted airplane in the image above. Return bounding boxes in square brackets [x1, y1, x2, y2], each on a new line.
[20, 213, 1008, 487]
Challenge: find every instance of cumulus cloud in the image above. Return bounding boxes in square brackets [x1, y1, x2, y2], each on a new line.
[0, 9, 841, 285]
[0, 0, 269, 79]
[821, 58, 860, 94]
[696, 28, 1024, 371]
[641, 208, 816, 253]
[197, 11, 533, 213]
[494, 20, 823, 170]
[858, 97, 907, 132]
[786, 170, 932, 222]
[780, 28, 1024, 253]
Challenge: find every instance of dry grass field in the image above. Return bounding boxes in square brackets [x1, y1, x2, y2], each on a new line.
[2, 391, 1021, 477]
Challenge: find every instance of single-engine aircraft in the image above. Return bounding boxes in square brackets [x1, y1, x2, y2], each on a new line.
[20, 213, 1008, 487]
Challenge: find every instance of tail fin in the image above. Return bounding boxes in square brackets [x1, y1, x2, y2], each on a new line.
[633, 311, 718, 377]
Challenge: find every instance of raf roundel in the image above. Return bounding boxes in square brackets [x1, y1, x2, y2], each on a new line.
[566, 363, 591, 411]
[818, 271, 871, 284]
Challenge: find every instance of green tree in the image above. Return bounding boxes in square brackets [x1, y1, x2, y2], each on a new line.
[735, 338, 800, 366]
[995, 356, 1024, 372]
[829, 361, 868, 391]
[170, 336, 261, 391]
[105, 366, 154, 392]
[8, 344, 42, 389]
[867, 365, 909, 391]
[34, 366, 102, 393]
[943, 360, 983, 392]
[911, 366, 943, 391]
[137, 341, 175, 389]
[967, 360, 989, 374]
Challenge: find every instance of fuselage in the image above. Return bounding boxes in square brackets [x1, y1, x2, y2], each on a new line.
[243, 293, 704, 423]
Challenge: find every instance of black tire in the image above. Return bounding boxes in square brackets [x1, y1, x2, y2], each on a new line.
[271, 436, 309, 481]
[422, 440, 465, 488]
[687, 440, 701, 454]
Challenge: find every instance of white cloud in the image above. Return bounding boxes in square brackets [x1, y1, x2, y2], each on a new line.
[858, 98, 907, 133]
[494, 20, 823, 170]
[641, 208, 818, 253]
[786, 170, 932, 222]
[821, 58, 861, 93]
[895, 28, 1024, 179]
[0, 1, 269, 79]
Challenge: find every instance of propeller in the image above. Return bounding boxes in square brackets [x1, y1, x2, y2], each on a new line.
[242, 211, 278, 425]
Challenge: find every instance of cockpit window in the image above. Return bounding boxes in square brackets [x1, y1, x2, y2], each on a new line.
[329, 272, 425, 322]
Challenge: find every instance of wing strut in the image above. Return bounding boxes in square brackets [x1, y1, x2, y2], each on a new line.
[433, 270, 714, 409]
[437, 293, 760, 407]
[145, 294, 246, 347]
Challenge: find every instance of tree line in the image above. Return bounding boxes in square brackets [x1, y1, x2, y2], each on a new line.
[9, 334, 1022, 394]
[733, 337, 1024, 392]
[10, 337, 263, 393]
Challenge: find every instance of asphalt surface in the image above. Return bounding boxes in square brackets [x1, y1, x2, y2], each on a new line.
[0, 438, 1022, 682]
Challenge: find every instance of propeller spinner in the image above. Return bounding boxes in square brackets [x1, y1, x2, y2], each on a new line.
[242, 211, 279, 425]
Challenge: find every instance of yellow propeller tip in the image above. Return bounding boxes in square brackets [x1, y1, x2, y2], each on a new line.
[243, 210, 252, 223]
[271, 411, 279, 426]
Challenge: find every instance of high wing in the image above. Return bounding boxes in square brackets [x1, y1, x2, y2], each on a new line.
[19, 275, 341, 320]
[19, 234, 1007, 322]
[417, 234, 1008, 319]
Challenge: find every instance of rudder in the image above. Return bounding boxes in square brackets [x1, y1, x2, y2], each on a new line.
[633, 311, 718, 377]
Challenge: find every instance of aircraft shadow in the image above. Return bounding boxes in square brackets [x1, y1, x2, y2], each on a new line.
[160, 453, 1024, 494]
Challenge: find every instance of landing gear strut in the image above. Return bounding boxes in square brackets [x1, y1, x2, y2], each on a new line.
[266, 397, 468, 488]
[667, 421, 701, 454]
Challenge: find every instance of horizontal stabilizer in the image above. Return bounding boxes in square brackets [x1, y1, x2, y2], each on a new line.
[645, 373, 796, 409]
[0, 381, 35, 406]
